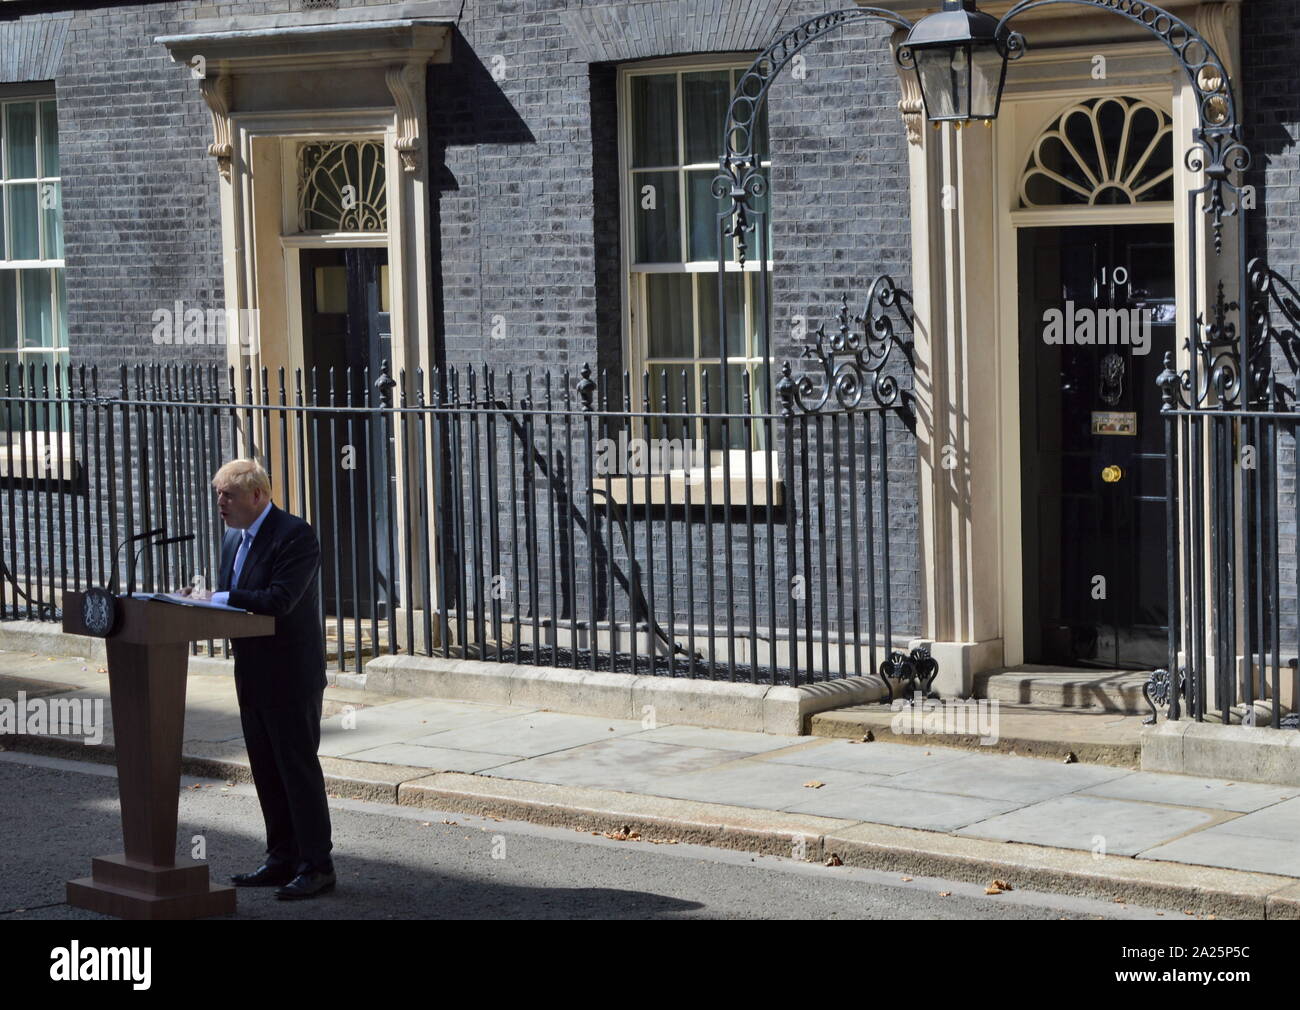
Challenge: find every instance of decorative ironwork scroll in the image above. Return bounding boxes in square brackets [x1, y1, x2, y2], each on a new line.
[879, 645, 940, 704]
[775, 274, 912, 415]
[298, 140, 388, 232]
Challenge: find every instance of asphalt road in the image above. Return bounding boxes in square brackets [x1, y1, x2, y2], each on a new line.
[0, 751, 1166, 920]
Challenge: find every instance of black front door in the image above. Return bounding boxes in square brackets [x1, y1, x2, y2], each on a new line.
[300, 247, 395, 619]
[1019, 224, 1174, 669]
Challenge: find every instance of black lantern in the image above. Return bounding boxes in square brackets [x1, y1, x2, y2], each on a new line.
[900, 0, 1011, 125]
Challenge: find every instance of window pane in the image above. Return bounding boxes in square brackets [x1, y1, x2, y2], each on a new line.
[633, 171, 680, 263]
[644, 273, 693, 358]
[630, 74, 678, 168]
[646, 366, 690, 440]
[40, 101, 59, 177]
[701, 365, 748, 449]
[697, 271, 744, 359]
[5, 103, 38, 179]
[683, 71, 731, 164]
[54, 270, 67, 346]
[9, 184, 39, 260]
[41, 181, 63, 259]
[0, 272, 16, 349]
[687, 170, 722, 262]
[21, 269, 53, 347]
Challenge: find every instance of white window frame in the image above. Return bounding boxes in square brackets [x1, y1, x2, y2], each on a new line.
[0, 90, 68, 442]
[617, 55, 774, 462]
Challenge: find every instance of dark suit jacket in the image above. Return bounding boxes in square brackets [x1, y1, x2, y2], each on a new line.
[217, 504, 326, 708]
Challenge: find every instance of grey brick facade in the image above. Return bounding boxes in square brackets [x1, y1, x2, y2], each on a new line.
[2, 0, 1297, 669]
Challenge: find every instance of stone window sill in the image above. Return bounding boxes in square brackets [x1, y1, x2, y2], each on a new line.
[592, 455, 783, 507]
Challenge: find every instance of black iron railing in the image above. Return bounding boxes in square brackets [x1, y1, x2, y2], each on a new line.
[1150, 263, 1300, 729]
[0, 305, 920, 686]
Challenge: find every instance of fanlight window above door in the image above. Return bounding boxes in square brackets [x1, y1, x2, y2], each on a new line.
[297, 140, 387, 232]
[1019, 97, 1174, 208]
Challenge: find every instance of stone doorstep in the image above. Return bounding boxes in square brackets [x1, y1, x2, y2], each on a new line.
[6, 731, 1299, 918]
[813, 703, 1145, 768]
[975, 666, 1151, 714]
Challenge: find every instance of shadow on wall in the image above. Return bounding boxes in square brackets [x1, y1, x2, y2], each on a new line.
[424, 29, 537, 373]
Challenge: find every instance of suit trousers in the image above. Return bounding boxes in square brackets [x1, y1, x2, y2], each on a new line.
[238, 690, 334, 873]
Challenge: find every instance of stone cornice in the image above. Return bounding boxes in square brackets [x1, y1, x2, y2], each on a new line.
[155, 19, 452, 75]
[157, 19, 451, 180]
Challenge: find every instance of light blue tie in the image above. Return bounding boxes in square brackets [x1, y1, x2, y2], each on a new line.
[231, 529, 254, 590]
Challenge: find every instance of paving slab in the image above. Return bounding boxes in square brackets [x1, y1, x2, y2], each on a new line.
[762, 738, 971, 776]
[318, 697, 528, 756]
[410, 709, 649, 758]
[956, 794, 1220, 855]
[492, 736, 741, 792]
[1202, 795, 1300, 841]
[626, 723, 811, 753]
[888, 751, 1133, 803]
[340, 742, 522, 773]
[650, 758, 889, 810]
[1078, 771, 1299, 813]
[1139, 827, 1300, 878]
[783, 781, 1027, 831]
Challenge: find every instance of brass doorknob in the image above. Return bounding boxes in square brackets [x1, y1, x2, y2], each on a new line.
[1101, 465, 1123, 483]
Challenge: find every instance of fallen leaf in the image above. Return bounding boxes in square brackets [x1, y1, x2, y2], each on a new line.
[1063, 752, 1078, 764]
[419, 821, 431, 827]
[824, 853, 842, 867]
[989, 879, 1013, 892]
[803, 780, 826, 789]
[442, 819, 458, 826]
[901, 876, 913, 882]
[938, 891, 951, 897]
[863, 730, 874, 742]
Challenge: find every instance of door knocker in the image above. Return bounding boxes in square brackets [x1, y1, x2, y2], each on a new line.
[1099, 352, 1125, 406]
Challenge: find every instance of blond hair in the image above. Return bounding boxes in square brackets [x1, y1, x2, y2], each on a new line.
[212, 458, 271, 495]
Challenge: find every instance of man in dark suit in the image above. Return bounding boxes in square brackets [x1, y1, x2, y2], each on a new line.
[201, 458, 335, 900]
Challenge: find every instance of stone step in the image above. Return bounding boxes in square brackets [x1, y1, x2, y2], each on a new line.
[810, 701, 1145, 767]
[974, 665, 1151, 714]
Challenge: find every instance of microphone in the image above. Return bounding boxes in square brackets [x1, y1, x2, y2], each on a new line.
[109, 527, 164, 595]
[127, 532, 195, 596]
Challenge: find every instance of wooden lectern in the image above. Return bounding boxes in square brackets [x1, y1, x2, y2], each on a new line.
[62, 591, 274, 920]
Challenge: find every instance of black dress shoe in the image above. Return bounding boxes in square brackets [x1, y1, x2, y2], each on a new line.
[274, 868, 336, 900]
[230, 863, 296, 887]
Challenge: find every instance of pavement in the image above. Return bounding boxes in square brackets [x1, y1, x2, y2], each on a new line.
[4, 646, 1300, 918]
